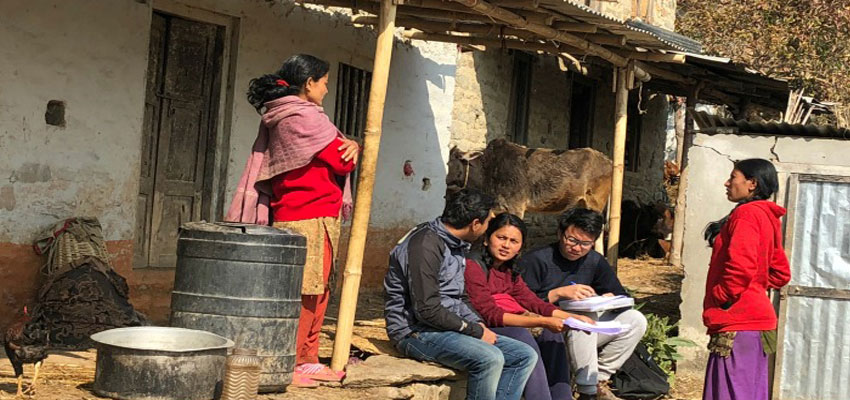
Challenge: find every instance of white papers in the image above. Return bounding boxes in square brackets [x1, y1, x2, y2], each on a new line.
[564, 318, 631, 335]
[558, 295, 634, 312]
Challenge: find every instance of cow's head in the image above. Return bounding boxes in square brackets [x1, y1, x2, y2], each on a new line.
[446, 146, 484, 196]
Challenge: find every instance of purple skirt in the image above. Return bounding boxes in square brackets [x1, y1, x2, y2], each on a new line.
[703, 330, 768, 400]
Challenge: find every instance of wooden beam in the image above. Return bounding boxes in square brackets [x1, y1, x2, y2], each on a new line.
[305, 0, 509, 25]
[354, 15, 540, 40]
[581, 33, 627, 46]
[551, 21, 597, 33]
[634, 61, 692, 84]
[401, 0, 557, 25]
[331, 0, 397, 372]
[489, 0, 541, 9]
[607, 67, 629, 269]
[449, 0, 631, 68]
[620, 51, 687, 64]
[404, 30, 565, 56]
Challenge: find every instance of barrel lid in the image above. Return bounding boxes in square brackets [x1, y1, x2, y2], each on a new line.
[180, 221, 297, 236]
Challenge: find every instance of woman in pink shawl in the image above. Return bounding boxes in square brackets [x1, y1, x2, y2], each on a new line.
[226, 54, 358, 387]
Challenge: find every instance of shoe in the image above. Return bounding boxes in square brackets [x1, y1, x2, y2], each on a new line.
[290, 374, 319, 388]
[595, 381, 623, 400]
[294, 363, 346, 382]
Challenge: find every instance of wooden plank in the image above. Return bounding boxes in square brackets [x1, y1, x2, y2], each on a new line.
[784, 285, 850, 300]
[771, 172, 798, 399]
[135, 13, 168, 269]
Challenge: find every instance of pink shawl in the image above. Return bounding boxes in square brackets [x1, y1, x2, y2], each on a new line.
[225, 96, 353, 224]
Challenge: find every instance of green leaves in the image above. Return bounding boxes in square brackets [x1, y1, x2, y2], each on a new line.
[639, 312, 697, 384]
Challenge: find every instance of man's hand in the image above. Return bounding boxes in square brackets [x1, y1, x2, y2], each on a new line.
[551, 284, 596, 301]
[480, 324, 497, 344]
[338, 139, 360, 163]
[602, 292, 615, 297]
[541, 316, 566, 333]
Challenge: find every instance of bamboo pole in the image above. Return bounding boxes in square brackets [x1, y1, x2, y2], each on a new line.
[330, 0, 397, 372]
[669, 93, 697, 268]
[606, 67, 630, 270]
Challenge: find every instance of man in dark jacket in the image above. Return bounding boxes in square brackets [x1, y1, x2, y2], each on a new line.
[385, 189, 537, 400]
[520, 208, 647, 400]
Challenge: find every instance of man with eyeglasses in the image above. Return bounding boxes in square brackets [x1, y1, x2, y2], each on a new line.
[520, 207, 647, 400]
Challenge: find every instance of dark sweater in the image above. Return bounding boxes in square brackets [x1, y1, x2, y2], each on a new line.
[519, 244, 627, 303]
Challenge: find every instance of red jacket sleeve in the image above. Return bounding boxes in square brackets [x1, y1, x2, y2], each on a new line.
[510, 276, 558, 317]
[712, 215, 761, 304]
[464, 259, 505, 326]
[315, 138, 357, 175]
[768, 233, 791, 289]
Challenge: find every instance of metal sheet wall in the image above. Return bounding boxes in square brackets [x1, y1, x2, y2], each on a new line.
[778, 179, 850, 400]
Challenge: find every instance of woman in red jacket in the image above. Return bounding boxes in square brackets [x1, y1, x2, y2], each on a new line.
[702, 158, 791, 400]
[465, 213, 593, 400]
[228, 54, 359, 387]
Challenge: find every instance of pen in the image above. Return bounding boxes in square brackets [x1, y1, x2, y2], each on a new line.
[570, 281, 577, 285]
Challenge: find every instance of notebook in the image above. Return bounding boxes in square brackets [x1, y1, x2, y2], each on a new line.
[559, 295, 635, 312]
[564, 318, 631, 335]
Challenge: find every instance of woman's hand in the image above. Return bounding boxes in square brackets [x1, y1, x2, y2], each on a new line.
[541, 316, 566, 333]
[338, 139, 360, 164]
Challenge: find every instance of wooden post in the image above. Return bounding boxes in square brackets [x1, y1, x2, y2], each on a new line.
[330, 0, 397, 372]
[606, 67, 629, 270]
[669, 94, 697, 268]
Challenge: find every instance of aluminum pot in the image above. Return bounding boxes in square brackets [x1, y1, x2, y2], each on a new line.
[91, 327, 234, 400]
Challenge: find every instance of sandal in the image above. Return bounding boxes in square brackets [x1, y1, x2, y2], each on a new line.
[290, 374, 319, 388]
[294, 363, 346, 382]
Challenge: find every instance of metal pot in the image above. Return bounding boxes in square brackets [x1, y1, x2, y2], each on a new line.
[91, 327, 234, 400]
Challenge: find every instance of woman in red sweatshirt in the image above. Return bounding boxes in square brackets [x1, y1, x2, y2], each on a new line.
[702, 158, 791, 400]
[230, 54, 359, 387]
[465, 213, 593, 400]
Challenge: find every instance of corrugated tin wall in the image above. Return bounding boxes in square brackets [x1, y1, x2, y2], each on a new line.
[777, 179, 850, 400]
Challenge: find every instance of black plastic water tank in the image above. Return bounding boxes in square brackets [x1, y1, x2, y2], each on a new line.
[169, 222, 306, 392]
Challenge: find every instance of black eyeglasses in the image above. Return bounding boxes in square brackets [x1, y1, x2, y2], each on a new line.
[563, 234, 595, 249]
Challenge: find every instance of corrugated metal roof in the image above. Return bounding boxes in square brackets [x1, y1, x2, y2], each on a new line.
[693, 111, 850, 140]
[626, 19, 702, 54]
[539, 0, 702, 52]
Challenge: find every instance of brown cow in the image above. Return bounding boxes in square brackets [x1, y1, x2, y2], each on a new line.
[446, 139, 612, 217]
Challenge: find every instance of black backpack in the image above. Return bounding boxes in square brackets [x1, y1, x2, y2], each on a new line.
[610, 342, 670, 399]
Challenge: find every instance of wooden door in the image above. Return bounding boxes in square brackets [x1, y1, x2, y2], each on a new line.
[135, 12, 224, 268]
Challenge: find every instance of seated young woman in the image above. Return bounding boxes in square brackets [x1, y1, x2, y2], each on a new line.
[465, 212, 595, 400]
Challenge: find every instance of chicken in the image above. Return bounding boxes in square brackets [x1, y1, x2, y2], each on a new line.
[3, 306, 49, 397]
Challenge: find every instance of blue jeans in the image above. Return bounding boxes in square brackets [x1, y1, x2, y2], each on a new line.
[397, 330, 538, 400]
[491, 327, 571, 400]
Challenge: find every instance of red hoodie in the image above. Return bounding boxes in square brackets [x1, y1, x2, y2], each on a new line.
[703, 200, 791, 334]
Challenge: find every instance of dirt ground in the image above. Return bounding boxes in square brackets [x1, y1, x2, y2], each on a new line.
[0, 257, 702, 400]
